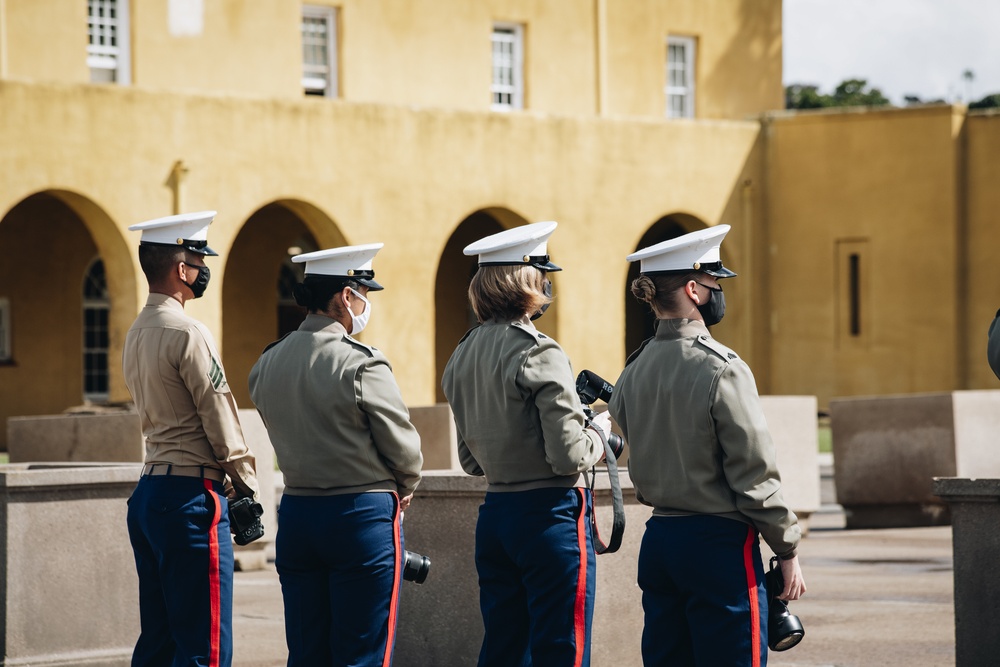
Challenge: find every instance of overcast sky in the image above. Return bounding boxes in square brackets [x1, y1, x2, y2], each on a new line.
[783, 0, 1000, 104]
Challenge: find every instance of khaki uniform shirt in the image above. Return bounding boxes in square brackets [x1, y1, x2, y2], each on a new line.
[123, 293, 259, 499]
[248, 315, 422, 498]
[609, 318, 800, 558]
[442, 320, 603, 492]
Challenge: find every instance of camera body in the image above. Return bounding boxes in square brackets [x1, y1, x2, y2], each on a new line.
[402, 550, 430, 584]
[765, 557, 804, 651]
[575, 370, 624, 459]
[228, 496, 265, 546]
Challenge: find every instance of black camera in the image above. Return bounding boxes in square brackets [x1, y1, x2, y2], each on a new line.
[402, 550, 430, 584]
[228, 496, 265, 546]
[765, 556, 804, 651]
[575, 370, 624, 459]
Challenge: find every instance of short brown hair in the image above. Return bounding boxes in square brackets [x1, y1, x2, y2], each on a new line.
[630, 271, 701, 317]
[138, 245, 199, 284]
[468, 265, 551, 323]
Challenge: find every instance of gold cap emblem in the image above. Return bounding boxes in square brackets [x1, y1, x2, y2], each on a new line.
[693, 262, 701, 270]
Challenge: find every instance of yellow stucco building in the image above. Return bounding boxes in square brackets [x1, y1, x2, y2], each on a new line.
[0, 0, 997, 448]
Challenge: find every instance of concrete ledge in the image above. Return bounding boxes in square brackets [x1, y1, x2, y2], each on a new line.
[934, 477, 1000, 667]
[760, 396, 821, 533]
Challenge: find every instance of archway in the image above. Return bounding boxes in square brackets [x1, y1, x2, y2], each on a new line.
[0, 191, 135, 448]
[222, 201, 341, 407]
[624, 214, 707, 358]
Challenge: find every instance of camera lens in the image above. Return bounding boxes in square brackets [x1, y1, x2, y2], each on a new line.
[402, 550, 430, 584]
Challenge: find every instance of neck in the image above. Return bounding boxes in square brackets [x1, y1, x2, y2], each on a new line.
[149, 284, 188, 307]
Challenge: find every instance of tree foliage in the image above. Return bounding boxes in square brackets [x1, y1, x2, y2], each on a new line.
[969, 93, 1000, 110]
[785, 78, 891, 110]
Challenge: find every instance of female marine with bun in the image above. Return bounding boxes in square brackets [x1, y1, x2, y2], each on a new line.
[442, 221, 612, 667]
[609, 225, 805, 667]
[249, 244, 423, 667]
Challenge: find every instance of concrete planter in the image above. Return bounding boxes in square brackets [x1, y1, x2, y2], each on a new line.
[0, 463, 141, 667]
[760, 395, 822, 533]
[831, 391, 1000, 528]
[6, 409, 276, 571]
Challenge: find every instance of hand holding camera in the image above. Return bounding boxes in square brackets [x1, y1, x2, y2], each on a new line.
[765, 556, 805, 651]
[228, 496, 265, 546]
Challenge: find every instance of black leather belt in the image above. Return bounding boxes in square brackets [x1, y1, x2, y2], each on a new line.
[142, 463, 226, 483]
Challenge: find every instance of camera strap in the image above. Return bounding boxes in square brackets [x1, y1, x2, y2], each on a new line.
[588, 428, 625, 554]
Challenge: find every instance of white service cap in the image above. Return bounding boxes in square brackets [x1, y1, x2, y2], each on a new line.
[128, 211, 219, 256]
[292, 243, 385, 290]
[463, 221, 562, 272]
[627, 224, 737, 278]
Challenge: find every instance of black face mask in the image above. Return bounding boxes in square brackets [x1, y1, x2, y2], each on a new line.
[531, 279, 553, 321]
[696, 282, 726, 326]
[184, 263, 211, 299]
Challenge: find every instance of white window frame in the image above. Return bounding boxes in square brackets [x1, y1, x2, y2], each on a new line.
[87, 0, 131, 84]
[666, 35, 695, 119]
[491, 23, 524, 111]
[0, 298, 11, 363]
[302, 5, 338, 97]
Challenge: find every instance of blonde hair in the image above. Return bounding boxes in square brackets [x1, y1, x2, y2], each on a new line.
[468, 265, 551, 323]
[630, 272, 701, 317]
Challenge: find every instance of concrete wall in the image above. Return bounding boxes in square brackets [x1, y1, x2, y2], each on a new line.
[0, 463, 141, 666]
[831, 390, 1000, 528]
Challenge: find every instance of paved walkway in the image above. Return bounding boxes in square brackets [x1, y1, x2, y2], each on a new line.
[231, 506, 956, 667]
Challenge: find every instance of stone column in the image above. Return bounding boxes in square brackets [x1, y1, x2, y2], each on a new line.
[933, 477, 1000, 667]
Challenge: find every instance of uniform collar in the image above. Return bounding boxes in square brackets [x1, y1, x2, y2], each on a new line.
[145, 292, 184, 312]
[298, 313, 349, 335]
[654, 318, 711, 340]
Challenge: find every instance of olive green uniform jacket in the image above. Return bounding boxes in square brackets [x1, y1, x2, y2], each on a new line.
[609, 318, 800, 558]
[248, 315, 422, 498]
[123, 293, 259, 499]
[442, 320, 603, 492]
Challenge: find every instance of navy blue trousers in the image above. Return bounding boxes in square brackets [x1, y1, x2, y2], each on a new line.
[127, 475, 233, 667]
[637, 515, 768, 667]
[475, 487, 596, 667]
[275, 491, 403, 667]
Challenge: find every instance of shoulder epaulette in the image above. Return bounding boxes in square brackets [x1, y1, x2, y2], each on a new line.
[510, 321, 548, 344]
[261, 332, 293, 355]
[695, 334, 739, 362]
[343, 334, 377, 357]
[624, 336, 653, 366]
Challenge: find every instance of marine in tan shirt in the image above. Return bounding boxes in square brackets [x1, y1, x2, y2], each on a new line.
[123, 211, 258, 667]
[124, 292, 258, 497]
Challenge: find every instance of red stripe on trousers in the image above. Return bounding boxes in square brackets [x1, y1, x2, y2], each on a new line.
[203, 479, 222, 667]
[742, 527, 761, 667]
[573, 488, 588, 667]
[381, 494, 402, 667]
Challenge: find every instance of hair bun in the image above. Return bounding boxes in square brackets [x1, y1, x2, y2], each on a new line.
[292, 283, 313, 308]
[630, 275, 657, 303]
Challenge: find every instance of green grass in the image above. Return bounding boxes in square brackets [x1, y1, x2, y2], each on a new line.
[817, 422, 832, 454]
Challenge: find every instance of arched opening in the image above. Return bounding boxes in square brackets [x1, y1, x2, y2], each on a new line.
[624, 214, 707, 358]
[0, 191, 133, 449]
[433, 208, 564, 402]
[222, 201, 342, 408]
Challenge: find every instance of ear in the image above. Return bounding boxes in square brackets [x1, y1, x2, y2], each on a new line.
[175, 261, 188, 282]
[684, 280, 702, 305]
